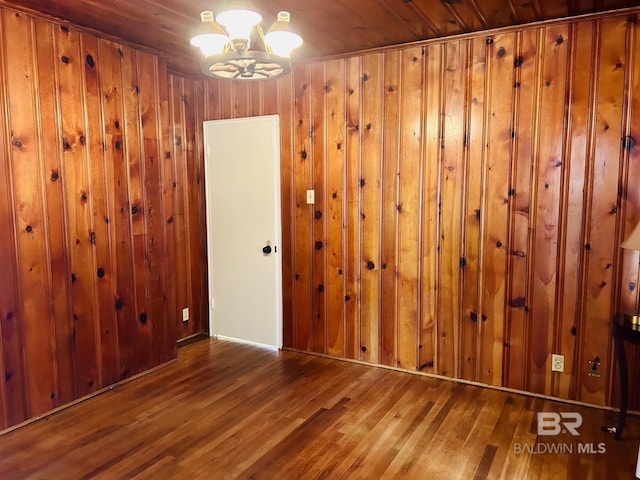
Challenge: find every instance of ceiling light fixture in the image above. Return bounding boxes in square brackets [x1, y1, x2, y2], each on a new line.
[190, 3, 303, 81]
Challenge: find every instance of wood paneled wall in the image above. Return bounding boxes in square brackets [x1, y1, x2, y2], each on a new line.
[167, 74, 208, 340]
[0, 7, 206, 430]
[198, 11, 640, 407]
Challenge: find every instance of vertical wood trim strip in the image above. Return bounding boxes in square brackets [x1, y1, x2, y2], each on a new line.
[475, 35, 492, 383]
[415, 46, 426, 372]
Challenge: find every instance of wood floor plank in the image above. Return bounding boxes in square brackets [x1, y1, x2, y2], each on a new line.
[0, 337, 638, 479]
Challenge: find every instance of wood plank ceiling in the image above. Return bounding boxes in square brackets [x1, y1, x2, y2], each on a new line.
[0, 0, 637, 76]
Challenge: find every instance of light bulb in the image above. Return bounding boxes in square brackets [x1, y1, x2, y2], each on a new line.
[216, 8, 262, 43]
[190, 11, 229, 56]
[264, 11, 302, 58]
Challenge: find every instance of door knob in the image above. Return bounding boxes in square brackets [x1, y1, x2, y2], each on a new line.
[262, 245, 272, 255]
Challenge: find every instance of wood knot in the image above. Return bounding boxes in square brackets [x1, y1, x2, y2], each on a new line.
[510, 296, 526, 308]
[622, 136, 636, 151]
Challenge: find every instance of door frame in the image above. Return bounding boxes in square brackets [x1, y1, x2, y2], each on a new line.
[203, 115, 283, 349]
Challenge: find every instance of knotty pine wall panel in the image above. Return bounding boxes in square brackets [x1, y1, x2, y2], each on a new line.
[197, 10, 640, 408]
[0, 6, 203, 430]
[166, 75, 208, 341]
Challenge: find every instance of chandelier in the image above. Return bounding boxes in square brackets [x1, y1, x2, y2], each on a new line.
[190, 3, 303, 80]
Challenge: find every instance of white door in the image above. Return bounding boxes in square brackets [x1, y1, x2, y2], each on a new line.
[203, 115, 282, 349]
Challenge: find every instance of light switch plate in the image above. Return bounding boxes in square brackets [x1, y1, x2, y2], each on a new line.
[306, 189, 315, 204]
[182, 307, 189, 322]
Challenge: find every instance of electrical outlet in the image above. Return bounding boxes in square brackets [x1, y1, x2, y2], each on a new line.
[551, 353, 564, 372]
[182, 307, 189, 322]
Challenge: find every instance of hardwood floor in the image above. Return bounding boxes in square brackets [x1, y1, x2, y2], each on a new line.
[0, 337, 638, 479]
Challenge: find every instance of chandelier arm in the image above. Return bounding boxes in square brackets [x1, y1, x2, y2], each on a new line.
[256, 25, 273, 55]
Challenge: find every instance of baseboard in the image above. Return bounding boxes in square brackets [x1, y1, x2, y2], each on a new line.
[282, 346, 637, 415]
[177, 332, 210, 347]
[213, 334, 280, 351]
[0, 357, 177, 437]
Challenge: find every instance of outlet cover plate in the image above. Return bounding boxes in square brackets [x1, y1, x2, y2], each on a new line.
[182, 307, 189, 322]
[551, 353, 564, 372]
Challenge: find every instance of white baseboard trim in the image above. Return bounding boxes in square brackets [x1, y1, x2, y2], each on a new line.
[212, 334, 280, 351]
